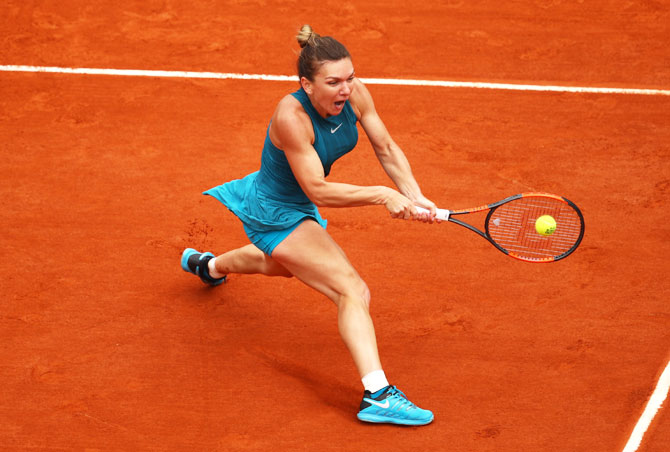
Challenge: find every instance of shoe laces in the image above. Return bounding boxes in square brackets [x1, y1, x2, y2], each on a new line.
[385, 386, 418, 411]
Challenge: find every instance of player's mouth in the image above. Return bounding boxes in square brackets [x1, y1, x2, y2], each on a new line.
[334, 100, 345, 110]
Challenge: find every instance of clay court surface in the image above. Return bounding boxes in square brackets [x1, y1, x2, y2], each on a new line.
[1, 1, 669, 451]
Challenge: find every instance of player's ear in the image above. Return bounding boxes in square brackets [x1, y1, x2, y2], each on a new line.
[300, 76, 313, 95]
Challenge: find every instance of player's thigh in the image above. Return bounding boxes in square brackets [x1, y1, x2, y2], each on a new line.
[271, 219, 367, 303]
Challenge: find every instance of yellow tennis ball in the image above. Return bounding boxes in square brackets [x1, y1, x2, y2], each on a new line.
[535, 215, 557, 236]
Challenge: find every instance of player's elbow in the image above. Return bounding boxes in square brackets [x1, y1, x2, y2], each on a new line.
[308, 192, 331, 208]
[373, 141, 400, 166]
[301, 179, 330, 206]
[372, 142, 392, 159]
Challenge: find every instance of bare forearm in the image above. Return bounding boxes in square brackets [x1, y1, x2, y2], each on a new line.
[375, 142, 424, 201]
[306, 180, 394, 208]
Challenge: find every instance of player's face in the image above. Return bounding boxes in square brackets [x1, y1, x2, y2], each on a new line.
[302, 58, 355, 118]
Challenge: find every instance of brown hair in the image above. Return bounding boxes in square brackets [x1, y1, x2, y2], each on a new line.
[296, 25, 351, 81]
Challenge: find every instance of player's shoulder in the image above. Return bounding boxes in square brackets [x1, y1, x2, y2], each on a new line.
[270, 93, 313, 147]
[274, 93, 309, 123]
[349, 78, 375, 118]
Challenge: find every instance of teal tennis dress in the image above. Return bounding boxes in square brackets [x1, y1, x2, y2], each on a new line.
[204, 88, 359, 255]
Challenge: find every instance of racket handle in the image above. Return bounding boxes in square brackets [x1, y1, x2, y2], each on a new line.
[415, 206, 450, 221]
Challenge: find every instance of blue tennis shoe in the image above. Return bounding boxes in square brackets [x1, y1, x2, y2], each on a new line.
[181, 248, 226, 286]
[357, 385, 433, 426]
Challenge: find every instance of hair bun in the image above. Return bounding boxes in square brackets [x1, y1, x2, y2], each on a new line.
[296, 24, 320, 48]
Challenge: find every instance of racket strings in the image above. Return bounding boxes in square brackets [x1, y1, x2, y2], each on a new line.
[487, 197, 583, 261]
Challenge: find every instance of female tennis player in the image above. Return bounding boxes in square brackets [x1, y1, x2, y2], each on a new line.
[181, 25, 436, 426]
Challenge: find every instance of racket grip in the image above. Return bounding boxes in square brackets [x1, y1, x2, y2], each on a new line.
[415, 206, 450, 221]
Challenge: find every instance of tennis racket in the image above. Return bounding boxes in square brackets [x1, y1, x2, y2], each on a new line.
[415, 192, 585, 262]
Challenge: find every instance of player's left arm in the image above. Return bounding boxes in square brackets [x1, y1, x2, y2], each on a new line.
[350, 79, 437, 217]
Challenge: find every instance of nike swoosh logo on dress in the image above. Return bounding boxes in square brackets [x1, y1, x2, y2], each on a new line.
[330, 123, 343, 133]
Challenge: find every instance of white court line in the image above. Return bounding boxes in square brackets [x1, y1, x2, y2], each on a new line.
[1, 65, 670, 96]
[622, 360, 670, 452]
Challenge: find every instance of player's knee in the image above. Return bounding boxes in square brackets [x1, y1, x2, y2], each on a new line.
[276, 267, 293, 278]
[350, 275, 370, 308]
[339, 278, 370, 310]
[269, 263, 293, 278]
[263, 255, 293, 277]
[360, 281, 371, 308]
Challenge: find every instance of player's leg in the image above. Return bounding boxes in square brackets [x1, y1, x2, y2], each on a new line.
[270, 219, 382, 377]
[210, 244, 292, 277]
[271, 219, 433, 425]
[181, 244, 292, 285]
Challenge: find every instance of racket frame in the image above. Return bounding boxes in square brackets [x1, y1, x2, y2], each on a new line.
[419, 192, 585, 262]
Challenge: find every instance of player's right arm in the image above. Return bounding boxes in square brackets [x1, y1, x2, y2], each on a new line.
[269, 96, 413, 217]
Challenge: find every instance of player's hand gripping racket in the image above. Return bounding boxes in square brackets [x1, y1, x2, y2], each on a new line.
[415, 193, 585, 262]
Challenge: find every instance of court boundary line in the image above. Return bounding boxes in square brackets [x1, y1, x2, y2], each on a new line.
[1, 65, 670, 96]
[622, 359, 670, 452]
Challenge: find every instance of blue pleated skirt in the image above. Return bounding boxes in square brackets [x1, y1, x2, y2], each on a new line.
[203, 171, 327, 255]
